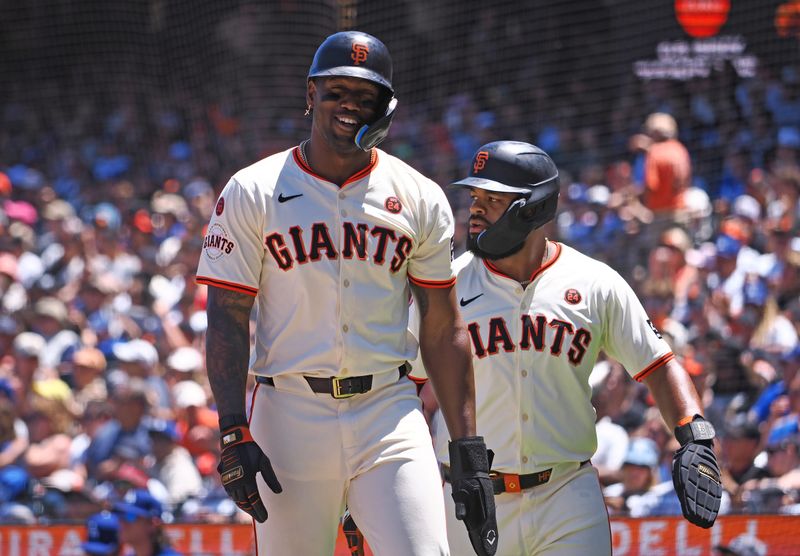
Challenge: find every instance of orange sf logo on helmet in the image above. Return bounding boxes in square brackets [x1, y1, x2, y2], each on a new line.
[351, 43, 369, 65]
[473, 151, 489, 173]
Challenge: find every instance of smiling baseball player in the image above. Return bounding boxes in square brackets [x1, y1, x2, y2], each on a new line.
[412, 141, 722, 555]
[196, 31, 496, 556]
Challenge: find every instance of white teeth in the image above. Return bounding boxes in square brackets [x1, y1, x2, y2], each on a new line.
[337, 116, 358, 125]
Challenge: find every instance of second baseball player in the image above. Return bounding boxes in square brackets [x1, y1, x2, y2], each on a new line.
[413, 141, 722, 555]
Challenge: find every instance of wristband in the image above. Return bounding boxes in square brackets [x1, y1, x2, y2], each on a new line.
[674, 414, 715, 447]
[219, 413, 248, 430]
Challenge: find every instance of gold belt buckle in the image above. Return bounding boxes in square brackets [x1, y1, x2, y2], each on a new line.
[331, 377, 355, 399]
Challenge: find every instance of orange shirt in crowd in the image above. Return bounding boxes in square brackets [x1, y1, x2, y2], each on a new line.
[644, 139, 692, 212]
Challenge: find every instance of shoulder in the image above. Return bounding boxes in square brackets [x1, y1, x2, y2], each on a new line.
[230, 148, 295, 193]
[375, 149, 444, 198]
[453, 251, 477, 277]
[554, 243, 619, 280]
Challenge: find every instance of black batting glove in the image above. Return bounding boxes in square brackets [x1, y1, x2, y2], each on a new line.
[671, 415, 722, 528]
[218, 414, 282, 523]
[448, 436, 498, 556]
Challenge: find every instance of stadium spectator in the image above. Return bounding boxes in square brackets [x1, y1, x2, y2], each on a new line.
[66, 347, 109, 413]
[81, 511, 122, 556]
[739, 421, 800, 512]
[82, 379, 152, 481]
[21, 395, 74, 480]
[720, 414, 769, 509]
[112, 489, 182, 555]
[637, 113, 692, 219]
[590, 361, 630, 486]
[603, 437, 661, 516]
[145, 418, 202, 509]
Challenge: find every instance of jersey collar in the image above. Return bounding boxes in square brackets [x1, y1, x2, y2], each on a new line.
[482, 240, 562, 285]
[292, 145, 378, 189]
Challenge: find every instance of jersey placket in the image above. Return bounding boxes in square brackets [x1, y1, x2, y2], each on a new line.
[335, 187, 351, 375]
[516, 281, 539, 471]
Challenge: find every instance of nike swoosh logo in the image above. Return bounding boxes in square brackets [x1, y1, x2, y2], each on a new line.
[277, 193, 303, 203]
[459, 294, 483, 307]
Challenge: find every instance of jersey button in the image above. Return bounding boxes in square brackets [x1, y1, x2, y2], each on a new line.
[515, 286, 523, 294]
[342, 325, 349, 333]
[339, 193, 345, 199]
[341, 209, 347, 217]
[343, 279, 350, 287]
[522, 413, 529, 421]
[522, 456, 529, 464]
[521, 370, 528, 377]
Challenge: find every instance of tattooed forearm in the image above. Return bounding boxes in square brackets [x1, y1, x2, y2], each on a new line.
[205, 286, 256, 418]
[410, 283, 430, 318]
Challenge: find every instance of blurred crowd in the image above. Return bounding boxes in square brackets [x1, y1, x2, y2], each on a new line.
[0, 10, 799, 535]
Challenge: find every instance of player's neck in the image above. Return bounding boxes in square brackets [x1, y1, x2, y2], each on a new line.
[303, 138, 372, 186]
[491, 232, 549, 286]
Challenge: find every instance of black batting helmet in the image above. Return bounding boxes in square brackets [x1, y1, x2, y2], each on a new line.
[452, 141, 560, 257]
[308, 31, 397, 150]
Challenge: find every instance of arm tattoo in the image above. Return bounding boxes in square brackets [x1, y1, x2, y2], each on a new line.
[411, 283, 430, 318]
[205, 287, 255, 418]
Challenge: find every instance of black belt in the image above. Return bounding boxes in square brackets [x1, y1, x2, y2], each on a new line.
[255, 365, 408, 399]
[442, 460, 591, 494]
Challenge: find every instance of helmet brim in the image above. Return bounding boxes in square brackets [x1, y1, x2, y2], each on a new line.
[451, 176, 532, 195]
[309, 67, 393, 93]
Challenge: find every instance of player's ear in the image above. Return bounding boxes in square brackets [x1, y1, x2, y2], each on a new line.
[306, 80, 316, 108]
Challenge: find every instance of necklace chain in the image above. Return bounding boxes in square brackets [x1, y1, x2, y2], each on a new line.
[299, 140, 309, 166]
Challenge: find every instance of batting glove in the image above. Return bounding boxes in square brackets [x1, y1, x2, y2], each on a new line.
[218, 414, 282, 523]
[448, 436, 498, 556]
[671, 415, 722, 528]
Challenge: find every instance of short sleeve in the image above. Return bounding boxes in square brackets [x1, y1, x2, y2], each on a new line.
[195, 178, 264, 296]
[601, 272, 674, 381]
[407, 183, 455, 289]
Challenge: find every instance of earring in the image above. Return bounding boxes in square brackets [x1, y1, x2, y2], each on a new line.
[304, 105, 312, 116]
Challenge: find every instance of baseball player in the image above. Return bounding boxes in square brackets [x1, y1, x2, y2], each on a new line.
[196, 31, 497, 555]
[412, 141, 722, 555]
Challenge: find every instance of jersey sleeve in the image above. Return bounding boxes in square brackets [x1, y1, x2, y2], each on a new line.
[601, 271, 674, 382]
[407, 183, 456, 289]
[196, 178, 264, 296]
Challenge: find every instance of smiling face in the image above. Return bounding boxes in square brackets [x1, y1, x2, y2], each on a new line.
[308, 76, 382, 154]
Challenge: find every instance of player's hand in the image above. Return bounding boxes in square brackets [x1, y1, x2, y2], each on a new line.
[671, 415, 722, 528]
[218, 414, 282, 523]
[448, 436, 498, 556]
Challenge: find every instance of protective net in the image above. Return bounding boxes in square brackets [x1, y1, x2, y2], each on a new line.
[2, 1, 800, 555]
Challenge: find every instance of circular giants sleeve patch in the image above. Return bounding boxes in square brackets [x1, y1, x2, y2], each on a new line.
[203, 222, 235, 261]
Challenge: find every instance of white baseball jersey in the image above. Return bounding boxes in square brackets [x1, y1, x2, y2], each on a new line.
[412, 241, 674, 471]
[196, 146, 455, 378]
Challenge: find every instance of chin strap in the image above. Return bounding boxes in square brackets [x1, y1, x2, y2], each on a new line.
[355, 97, 398, 150]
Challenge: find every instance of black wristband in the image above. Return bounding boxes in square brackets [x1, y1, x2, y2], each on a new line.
[219, 414, 248, 430]
[674, 415, 716, 447]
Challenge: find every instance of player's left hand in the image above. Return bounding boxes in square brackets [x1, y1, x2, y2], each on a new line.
[448, 436, 498, 556]
[218, 414, 282, 523]
[671, 415, 722, 528]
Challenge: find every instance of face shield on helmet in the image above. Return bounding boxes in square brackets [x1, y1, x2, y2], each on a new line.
[452, 141, 560, 259]
[308, 31, 397, 150]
